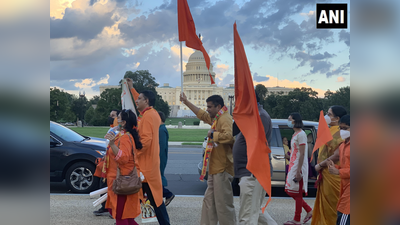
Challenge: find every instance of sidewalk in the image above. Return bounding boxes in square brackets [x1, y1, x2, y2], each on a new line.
[50, 194, 315, 225]
[168, 142, 203, 147]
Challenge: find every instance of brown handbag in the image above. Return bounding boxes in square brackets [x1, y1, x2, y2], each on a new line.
[112, 134, 142, 195]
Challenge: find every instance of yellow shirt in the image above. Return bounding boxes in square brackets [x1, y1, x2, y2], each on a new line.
[196, 109, 234, 176]
[283, 144, 291, 165]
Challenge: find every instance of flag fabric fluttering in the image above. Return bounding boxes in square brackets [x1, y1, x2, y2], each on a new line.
[121, 79, 137, 116]
[177, 0, 215, 84]
[311, 110, 333, 162]
[232, 22, 272, 212]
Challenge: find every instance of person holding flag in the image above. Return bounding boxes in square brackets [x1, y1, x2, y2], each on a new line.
[126, 78, 171, 225]
[232, 92, 278, 225]
[232, 22, 273, 221]
[180, 93, 236, 225]
[312, 106, 347, 225]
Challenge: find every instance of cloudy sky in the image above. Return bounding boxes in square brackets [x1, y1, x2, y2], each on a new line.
[50, 0, 350, 99]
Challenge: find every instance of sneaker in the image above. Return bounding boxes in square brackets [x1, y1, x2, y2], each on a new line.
[165, 194, 175, 206]
[93, 208, 109, 216]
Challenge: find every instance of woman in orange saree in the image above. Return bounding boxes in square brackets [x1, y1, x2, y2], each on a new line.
[311, 106, 347, 225]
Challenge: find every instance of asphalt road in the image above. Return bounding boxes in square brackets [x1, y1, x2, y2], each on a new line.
[51, 146, 316, 197]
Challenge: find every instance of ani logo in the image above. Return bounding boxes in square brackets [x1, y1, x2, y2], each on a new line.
[316, 4, 348, 29]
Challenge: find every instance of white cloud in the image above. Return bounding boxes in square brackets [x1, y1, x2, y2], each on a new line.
[337, 76, 345, 82]
[253, 75, 328, 98]
[300, 11, 315, 17]
[127, 62, 140, 70]
[170, 45, 194, 61]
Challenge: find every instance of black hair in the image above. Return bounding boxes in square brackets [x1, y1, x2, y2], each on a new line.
[255, 91, 260, 103]
[330, 105, 347, 119]
[158, 111, 166, 123]
[112, 109, 121, 116]
[140, 90, 156, 107]
[206, 95, 224, 108]
[120, 109, 142, 150]
[339, 115, 350, 126]
[290, 112, 303, 128]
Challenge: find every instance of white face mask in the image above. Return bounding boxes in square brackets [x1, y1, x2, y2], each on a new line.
[340, 130, 350, 139]
[324, 115, 331, 125]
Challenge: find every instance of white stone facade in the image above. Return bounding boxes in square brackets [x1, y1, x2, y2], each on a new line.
[156, 50, 235, 117]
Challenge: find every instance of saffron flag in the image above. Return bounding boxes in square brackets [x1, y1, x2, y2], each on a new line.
[233, 22, 271, 212]
[177, 0, 215, 84]
[311, 110, 333, 162]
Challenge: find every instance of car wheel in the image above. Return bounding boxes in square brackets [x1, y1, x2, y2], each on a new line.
[65, 162, 98, 193]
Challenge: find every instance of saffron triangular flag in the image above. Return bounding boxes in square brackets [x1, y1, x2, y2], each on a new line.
[177, 0, 215, 84]
[233, 22, 272, 213]
[311, 110, 333, 162]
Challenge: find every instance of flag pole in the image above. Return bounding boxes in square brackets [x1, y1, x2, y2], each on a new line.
[180, 41, 184, 94]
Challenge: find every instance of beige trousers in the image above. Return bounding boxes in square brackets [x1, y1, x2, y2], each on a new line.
[200, 171, 237, 225]
[238, 176, 277, 225]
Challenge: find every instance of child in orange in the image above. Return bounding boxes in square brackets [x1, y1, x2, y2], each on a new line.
[327, 115, 350, 225]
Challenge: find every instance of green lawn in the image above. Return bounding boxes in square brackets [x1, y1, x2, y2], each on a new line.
[165, 117, 200, 125]
[70, 127, 207, 142]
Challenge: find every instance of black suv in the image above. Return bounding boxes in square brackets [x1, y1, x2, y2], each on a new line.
[50, 121, 107, 193]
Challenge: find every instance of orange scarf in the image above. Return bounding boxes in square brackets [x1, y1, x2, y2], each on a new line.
[199, 106, 228, 181]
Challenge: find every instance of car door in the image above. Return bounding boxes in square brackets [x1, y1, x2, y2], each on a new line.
[270, 127, 286, 186]
[50, 135, 67, 181]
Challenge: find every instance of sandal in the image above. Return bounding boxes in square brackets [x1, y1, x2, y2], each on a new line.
[303, 212, 313, 223]
[284, 221, 302, 225]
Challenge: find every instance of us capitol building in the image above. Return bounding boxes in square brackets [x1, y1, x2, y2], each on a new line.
[156, 50, 235, 117]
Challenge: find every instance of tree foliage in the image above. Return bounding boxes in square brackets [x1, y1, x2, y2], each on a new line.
[50, 87, 76, 123]
[255, 84, 350, 121]
[122, 70, 170, 118]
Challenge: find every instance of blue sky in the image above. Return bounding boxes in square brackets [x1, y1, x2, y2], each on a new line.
[50, 0, 350, 98]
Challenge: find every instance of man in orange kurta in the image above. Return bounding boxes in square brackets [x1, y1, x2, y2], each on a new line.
[127, 78, 170, 225]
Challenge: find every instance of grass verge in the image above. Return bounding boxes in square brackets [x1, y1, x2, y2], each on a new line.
[69, 127, 207, 142]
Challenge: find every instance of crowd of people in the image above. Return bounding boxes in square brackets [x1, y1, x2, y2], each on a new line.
[92, 79, 350, 225]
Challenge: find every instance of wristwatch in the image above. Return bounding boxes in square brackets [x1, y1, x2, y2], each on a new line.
[210, 131, 214, 139]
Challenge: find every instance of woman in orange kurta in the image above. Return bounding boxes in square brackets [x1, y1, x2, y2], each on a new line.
[104, 109, 142, 225]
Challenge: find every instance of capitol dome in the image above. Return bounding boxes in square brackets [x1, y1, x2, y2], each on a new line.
[183, 50, 216, 86]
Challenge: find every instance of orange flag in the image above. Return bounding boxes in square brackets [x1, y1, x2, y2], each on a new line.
[311, 110, 333, 162]
[233, 22, 271, 212]
[177, 0, 215, 84]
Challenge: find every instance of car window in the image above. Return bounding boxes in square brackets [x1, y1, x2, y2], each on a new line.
[269, 128, 279, 147]
[50, 122, 84, 142]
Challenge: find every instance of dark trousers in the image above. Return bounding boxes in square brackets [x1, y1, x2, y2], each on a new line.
[163, 186, 173, 199]
[336, 211, 350, 225]
[142, 183, 170, 225]
[99, 179, 107, 210]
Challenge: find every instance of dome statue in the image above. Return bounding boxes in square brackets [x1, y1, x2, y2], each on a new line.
[183, 50, 216, 86]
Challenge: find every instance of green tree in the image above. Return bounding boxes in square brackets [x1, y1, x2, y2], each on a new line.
[88, 95, 100, 109]
[50, 87, 76, 122]
[84, 106, 95, 125]
[93, 87, 122, 126]
[324, 86, 350, 114]
[72, 95, 88, 122]
[122, 70, 170, 117]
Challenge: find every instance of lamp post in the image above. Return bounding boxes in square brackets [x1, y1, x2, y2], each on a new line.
[228, 95, 234, 115]
[79, 91, 85, 127]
